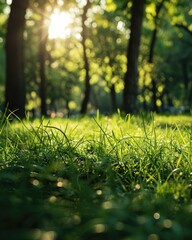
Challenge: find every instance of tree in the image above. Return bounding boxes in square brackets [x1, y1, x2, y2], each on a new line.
[175, 24, 192, 106]
[5, 0, 29, 118]
[122, 0, 146, 113]
[148, 0, 165, 112]
[80, 0, 91, 114]
[90, 5, 126, 113]
[38, 1, 48, 116]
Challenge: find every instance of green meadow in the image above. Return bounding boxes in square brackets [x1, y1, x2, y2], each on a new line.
[0, 114, 192, 240]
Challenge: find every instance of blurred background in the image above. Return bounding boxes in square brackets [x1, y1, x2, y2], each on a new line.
[0, 0, 191, 117]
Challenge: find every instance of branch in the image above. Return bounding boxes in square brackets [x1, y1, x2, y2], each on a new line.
[175, 23, 192, 37]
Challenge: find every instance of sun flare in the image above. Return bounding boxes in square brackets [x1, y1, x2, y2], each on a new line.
[48, 9, 72, 39]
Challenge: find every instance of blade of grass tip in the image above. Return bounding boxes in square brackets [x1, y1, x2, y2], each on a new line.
[127, 113, 131, 130]
[166, 168, 180, 182]
[176, 154, 182, 169]
[29, 119, 44, 144]
[96, 109, 100, 122]
[185, 125, 192, 168]
[44, 125, 71, 147]
[6, 109, 22, 122]
[109, 130, 120, 154]
[146, 172, 159, 185]
[125, 113, 131, 126]
[124, 134, 145, 153]
[141, 113, 149, 140]
[93, 117, 113, 148]
[0, 112, 8, 134]
[73, 137, 85, 150]
[150, 113, 157, 149]
[176, 123, 186, 145]
[0, 107, 8, 127]
[117, 108, 121, 117]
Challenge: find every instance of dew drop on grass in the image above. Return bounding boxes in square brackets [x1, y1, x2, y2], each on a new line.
[148, 234, 159, 240]
[49, 196, 57, 203]
[31, 179, 39, 186]
[163, 219, 172, 228]
[153, 212, 160, 220]
[135, 183, 141, 190]
[57, 181, 63, 187]
[56, 178, 71, 188]
[94, 224, 106, 233]
[42, 231, 56, 240]
[102, 201, 113, 209]
[96, 189, 102, 195]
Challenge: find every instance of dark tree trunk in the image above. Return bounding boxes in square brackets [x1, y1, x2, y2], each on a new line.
[151, 78, 158, 112]
[141, 71, 148, 111]
[175, 21, 192, 107]
[149, 26, 158, 112]
[188, 85, 192, 107]
[181, 60, 191, 105]
[80, 0, 91, 115]
[181, 60, 189, 93]
[122, 0, 145, 114]
[5, 0, 29, 118]
[108, 56, 117, 113]
[38, 2, 48, 116]
[110, 83, 116, 113]
[148, 0, 165, 112]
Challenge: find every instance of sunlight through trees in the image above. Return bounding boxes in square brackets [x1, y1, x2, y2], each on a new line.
[0, 0, 191, 117]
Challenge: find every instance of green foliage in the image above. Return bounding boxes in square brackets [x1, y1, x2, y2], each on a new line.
[0, 0, 192, 114]
[0, 115, 191, 239]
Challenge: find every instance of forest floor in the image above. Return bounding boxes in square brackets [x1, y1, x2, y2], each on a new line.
[0, 114, 192, 240]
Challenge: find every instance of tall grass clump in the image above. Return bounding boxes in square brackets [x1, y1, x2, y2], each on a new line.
[0, 113, 191, 240]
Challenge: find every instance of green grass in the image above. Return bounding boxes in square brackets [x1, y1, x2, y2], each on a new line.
[0, 114, 192, 240]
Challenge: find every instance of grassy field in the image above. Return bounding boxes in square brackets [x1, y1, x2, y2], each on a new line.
[0, 114, 192, 240]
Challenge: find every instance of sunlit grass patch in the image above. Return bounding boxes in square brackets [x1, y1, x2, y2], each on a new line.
[0, 114, 191, 239]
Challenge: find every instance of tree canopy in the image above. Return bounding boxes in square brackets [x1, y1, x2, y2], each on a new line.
[0, 0, 191, 117]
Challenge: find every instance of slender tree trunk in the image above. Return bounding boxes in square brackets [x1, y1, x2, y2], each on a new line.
[175, 20, 192, 107]
[188, 85, 192, 108]
[80, 0, 91, 114]
[38, 2, 48, 116]
[5, 0, 29, 118]
[148, 0, 165, 112]
[122, 0, 145, 114]
[91, 87, 99, 109]
[151, 79, 158, 111]
[108, 56, 117, 113]
[181, 60, 189, 93]
[141, 71, 148, 111]
[110, 83, 116, 113]
[181, 60, 190, 105]
[149, 27, 158, 112]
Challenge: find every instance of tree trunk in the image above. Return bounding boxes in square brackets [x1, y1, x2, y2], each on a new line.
[181, 60, 189, 93]
[151, 78, 158, 112]
[148, 23, 158, 112]
[122, 0, 145, 114]
[141, 71, 148, 111]
[110, 83, 116, 113]
[38, 2, 48, 116]
[5, 0, 29, 118]
[181, 59, 191, 105]
[188, 85, 192, 108]
[149, 26, 158, 112]
[80, 0, 91, 115]
[148, 0, 165, 112]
